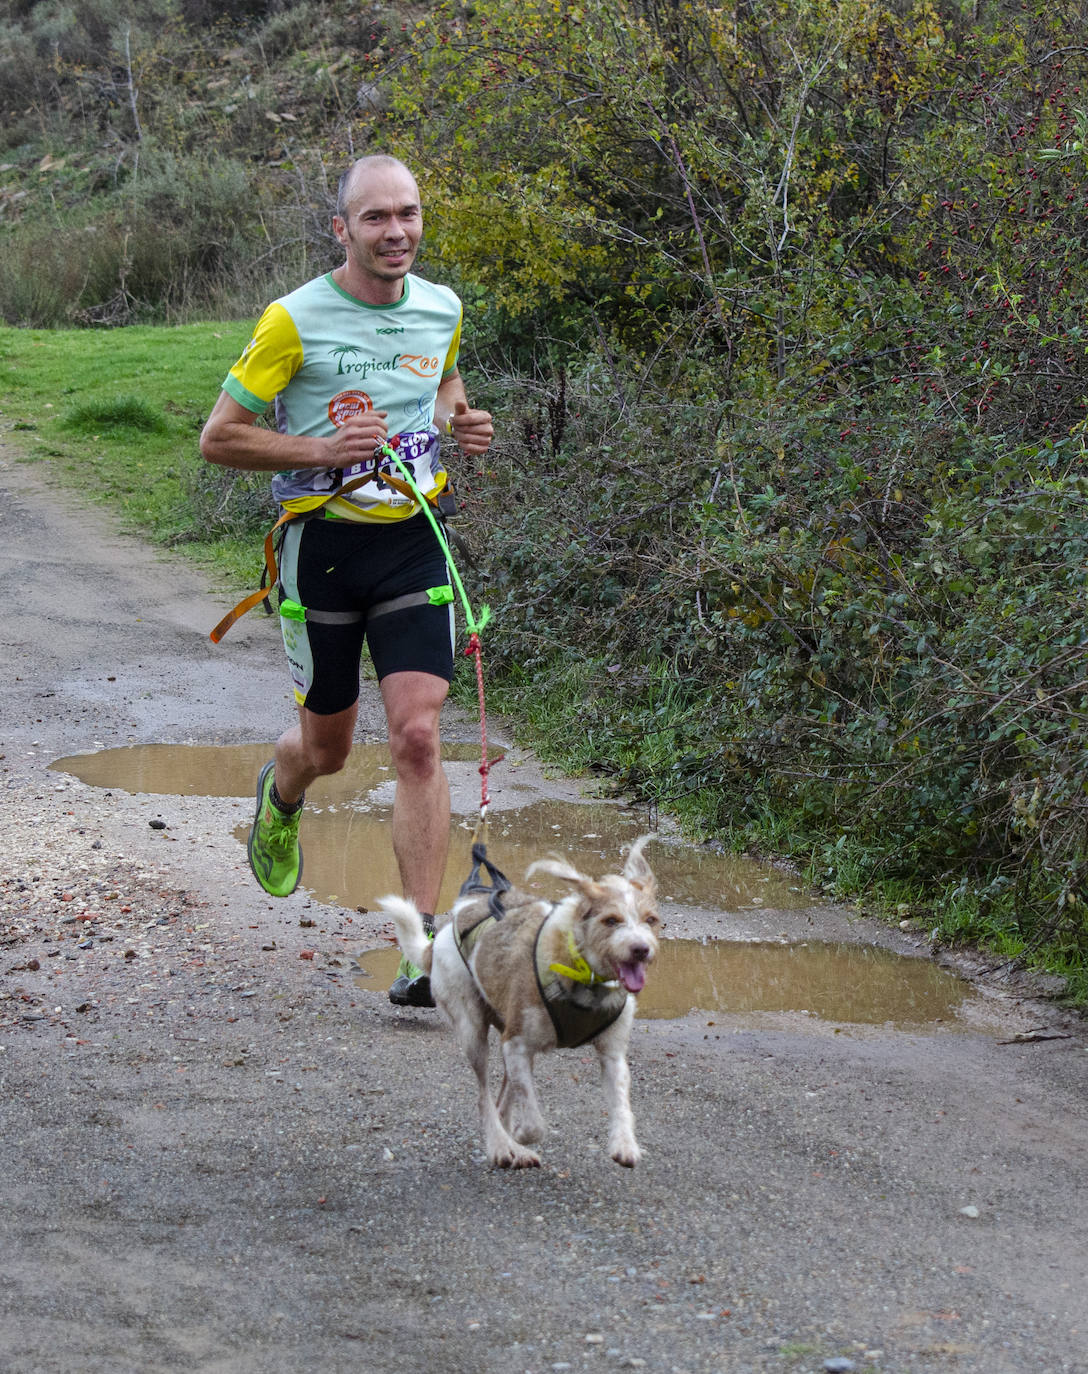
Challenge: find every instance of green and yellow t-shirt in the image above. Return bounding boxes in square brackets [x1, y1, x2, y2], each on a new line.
[223, 271, 462, 522]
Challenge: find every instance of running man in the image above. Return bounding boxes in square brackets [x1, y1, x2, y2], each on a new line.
[200, 155, 494, 1007]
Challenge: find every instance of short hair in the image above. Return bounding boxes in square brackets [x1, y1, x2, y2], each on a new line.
[335, 155, 416, 219]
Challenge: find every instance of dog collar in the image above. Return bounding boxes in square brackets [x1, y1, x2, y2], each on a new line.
[548, 929, 620, 988]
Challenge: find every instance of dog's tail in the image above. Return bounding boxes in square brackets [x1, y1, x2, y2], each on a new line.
[377, 895, 434, 974]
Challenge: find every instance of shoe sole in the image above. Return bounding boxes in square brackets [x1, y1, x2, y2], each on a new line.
[248, 760, 303, 897]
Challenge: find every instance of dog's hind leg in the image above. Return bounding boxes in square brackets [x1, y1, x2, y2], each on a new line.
[496, 1037, 546, 1145]
[445, 987, 540, 1169]
[594, 1009, 642, 1168]
[472, 1032, 541, 1169]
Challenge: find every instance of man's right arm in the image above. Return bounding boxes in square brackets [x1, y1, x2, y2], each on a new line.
[199, 392, 390, 472]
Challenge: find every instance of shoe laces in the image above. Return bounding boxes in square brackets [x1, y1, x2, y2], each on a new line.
[261, 803, 300, 856]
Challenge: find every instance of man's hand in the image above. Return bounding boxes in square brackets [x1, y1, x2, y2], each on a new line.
[449, 399, 494, 456]
[325, 410, 390, 466]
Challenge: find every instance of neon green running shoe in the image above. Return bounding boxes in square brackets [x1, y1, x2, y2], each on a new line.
[247, 760, 303, 897]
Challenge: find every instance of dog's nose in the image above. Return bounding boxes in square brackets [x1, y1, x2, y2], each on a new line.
[630, 943, 651, 963]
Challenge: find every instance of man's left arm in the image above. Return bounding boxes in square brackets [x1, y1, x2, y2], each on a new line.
[435, 371, 493, 457]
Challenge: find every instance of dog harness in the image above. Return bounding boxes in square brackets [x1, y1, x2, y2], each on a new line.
[533, 924, 629, 1049]
[452, 845, 629, 1050]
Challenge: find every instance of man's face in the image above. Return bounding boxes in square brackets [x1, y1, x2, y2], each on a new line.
[333, 164, 423, 296]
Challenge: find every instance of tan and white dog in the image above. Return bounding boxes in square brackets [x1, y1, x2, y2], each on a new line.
[379, 837, 660, 1169]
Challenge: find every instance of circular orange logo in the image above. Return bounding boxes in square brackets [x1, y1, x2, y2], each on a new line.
[328, 389, 373, 427]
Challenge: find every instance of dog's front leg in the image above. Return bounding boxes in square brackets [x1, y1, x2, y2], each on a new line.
[497, 1036, 546, 1145]
[595, 1015, 642, 1167]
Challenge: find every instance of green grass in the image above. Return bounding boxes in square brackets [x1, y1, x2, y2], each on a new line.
[0, 321, 269, 585]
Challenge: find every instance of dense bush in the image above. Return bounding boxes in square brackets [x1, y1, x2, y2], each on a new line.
[415, 0, 1088, 973]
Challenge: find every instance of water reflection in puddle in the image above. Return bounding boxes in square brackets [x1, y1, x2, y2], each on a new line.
[52, 741, 808, 915]
[355, 938, 970, 1027]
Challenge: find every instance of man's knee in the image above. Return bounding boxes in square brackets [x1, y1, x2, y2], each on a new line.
[303, 736, 353, 777]
[389, 713, 442, 779]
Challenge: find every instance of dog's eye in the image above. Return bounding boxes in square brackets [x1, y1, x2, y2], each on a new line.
[602, 915, 623, 927]
[643, 912, 660, 927]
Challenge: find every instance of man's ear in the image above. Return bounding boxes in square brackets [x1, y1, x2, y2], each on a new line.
[331, 214, 348, 246]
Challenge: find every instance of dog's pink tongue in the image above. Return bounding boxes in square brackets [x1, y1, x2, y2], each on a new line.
[618, 961, 646, 993]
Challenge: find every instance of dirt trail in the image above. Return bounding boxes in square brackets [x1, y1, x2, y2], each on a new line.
[2, 452, 1087, 1374]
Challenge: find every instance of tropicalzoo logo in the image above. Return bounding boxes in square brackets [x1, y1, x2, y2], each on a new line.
[329, 344, 440, 380]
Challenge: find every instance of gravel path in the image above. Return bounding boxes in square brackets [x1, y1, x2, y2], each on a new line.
[2, 452, 1088, 1374]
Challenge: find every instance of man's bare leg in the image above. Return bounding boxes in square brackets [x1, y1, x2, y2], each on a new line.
[380, 670, 451, 912]
[273, 701, 359, 804]
[248, 702, 357, 899]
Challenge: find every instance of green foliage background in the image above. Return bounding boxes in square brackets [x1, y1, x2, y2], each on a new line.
[3, 0, 1088, 991]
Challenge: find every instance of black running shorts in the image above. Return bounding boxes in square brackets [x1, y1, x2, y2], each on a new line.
[276, 512, 454, 715]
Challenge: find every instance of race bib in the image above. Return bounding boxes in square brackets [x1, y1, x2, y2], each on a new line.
[341, 428, 440, 505]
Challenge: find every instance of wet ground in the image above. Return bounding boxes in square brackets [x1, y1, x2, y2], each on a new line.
[3, 453, 1088, 1374]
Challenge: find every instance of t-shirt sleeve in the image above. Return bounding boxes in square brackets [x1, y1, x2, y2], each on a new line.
[441, 305, 463, 380]
[221, 302, 304, 413]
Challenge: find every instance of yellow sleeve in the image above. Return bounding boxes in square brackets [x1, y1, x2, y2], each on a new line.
[441, 307, 463, 379]
[222, 303, 304, 412]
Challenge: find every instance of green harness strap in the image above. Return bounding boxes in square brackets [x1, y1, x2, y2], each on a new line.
[375, 440, 491, 638]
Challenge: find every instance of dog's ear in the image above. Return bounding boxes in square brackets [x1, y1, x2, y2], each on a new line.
[624, 834, 657, 895]
[527, 854, 592, 887]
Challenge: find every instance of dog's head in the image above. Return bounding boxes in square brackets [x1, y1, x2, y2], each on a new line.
[528, 835, 660, 993]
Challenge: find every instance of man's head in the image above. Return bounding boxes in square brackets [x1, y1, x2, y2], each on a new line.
[332, 155, 422, 303]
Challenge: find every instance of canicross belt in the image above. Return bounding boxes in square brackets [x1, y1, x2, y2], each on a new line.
[208, 458, 448, 644]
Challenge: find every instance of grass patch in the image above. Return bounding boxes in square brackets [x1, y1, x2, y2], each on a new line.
[63, 395, 169, 434]
[0, 322, 274, 585]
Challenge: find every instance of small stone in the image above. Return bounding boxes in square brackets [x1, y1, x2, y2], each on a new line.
[959, 1205, 980, 1218]
[824, 1360, 857, 1373]
[149, 819, 166, 830]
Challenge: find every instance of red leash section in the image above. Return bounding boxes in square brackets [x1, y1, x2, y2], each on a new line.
[465, 631, 492, 817]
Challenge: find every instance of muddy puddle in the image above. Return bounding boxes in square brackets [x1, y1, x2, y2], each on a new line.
[355, 939, 970, 1027]
[53, 741, 977, 1028]
[52, 741, 808, 914]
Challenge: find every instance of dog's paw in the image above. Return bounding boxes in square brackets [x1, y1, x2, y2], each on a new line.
[507, 1112, 546, 1145]
[490, 1143, 541, 1169]
[609, 1137, 642, 1169]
